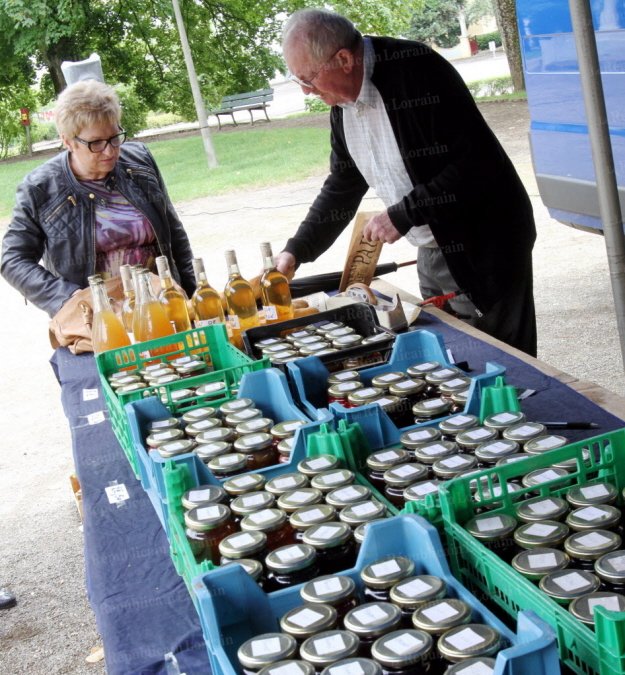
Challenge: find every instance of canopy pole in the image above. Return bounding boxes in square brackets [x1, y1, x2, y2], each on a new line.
[569, 0, 625, 371]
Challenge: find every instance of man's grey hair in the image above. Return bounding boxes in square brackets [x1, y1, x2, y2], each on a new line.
[282, 8, 362, 61]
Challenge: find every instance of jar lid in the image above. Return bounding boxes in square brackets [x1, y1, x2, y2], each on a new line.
[475, 439, 521, 464]
[207, 452, 247, 473]
[297, 454, 342, 476]
[515, 496, 569, 523]
[277, 488, 324, 512]
[234, 432, 273, 453]
[383, 463, 429, 487]
[185, 417, 222, 437]
[271, 419, 308, 439]
[366, 448, 411, 471]
[261, 342, 292, 356]
[278, 438, 295, 456]
[412, 398, 453, 419]
[137, 362, 171, 375]
[326, 484, 372, 507]
[195, 381, 226, 398]
[176, 360, 207, 377]
[451, 390, 469, 406]
[553, 447, 591, 471]
[566, 504, 621, 532]
[594, 550, 625, 584]
[339, 499, 387, 526]
[181, 485, 227, 510]
[332, 334, 363, 348]
[265, 543, 317, 573]
[347, 386, 384, 405]
[301, 574, 357, 606]
[354, 520, 386, 545]
[241, 507, 287, 532]
[272, 353, 301, 365]
[344, 602, 402, 637]
[222, 557, 263, 582]
[280, 603, 338, 638]
[513, 520, 570, 549]
[300, 342, 332, 356]
[406, 360, 442, 377]
[236, 417, 274, 436]
[566, 482, 618, 507]
[521, 467, 570, 488]
[495, 454, 530, 467]
[320, 658, 382, 675]
[259, 660, 315, 675]
[294, 334, 329, 348]
[564, 530, 622, 560]
[423, 366, 463, 385]
[327, 369, 361, 384]
[437, 623, 501, 661]
[524, 434, 569, 455]
[328, 381, 364, 398]
[444, 657, 497, 674]
[438, 413, 479, 436]
[255, 336, 284, 348]
[569, 591, 625, 626]
[195, 441, 231, 462]
[300, 629, 360, 666]
[411, 598, 472, 634]
[399, 427, 442, 449]
[455, 426, 499, 449]
[539, 569, 601, 602]
[146, 428, 185, 448]
[303, 522, 352, 550]
[182, 407, 219, 424]
[238, 632, 298, 670]
[502, 422, 547, 443]
[482, 410, 526, 431]
[326, 326, 355, 340]
[287, 328, 318, 342]
[110, 369, 142, 382]
[465, 513, 518, 542]
[290, 504, 337, 530]
[360, 556, 415, 589]
[472, 480, 523, 504]
[184, 503, 231, 532]
[148, 417, 180, 432]
[511, 547, 570, 580]
[373, 395, 404, 413]
[224, 407, 263, 427]
[311, 469, 355, 492]
[219, 397, 254, 415]
[223, 472, 266, 496]
[438, 376, 472, 395]
[388, 378, 427, 398]
[371, 628, 433, 667]
[371, 372, 408, 389]
[389, 575, 447, 608]
[403, 480, 441, 503]
[432, 453, 477, 479]
[158, 438, 196, 458]
[218, 530, 267, 559]
[231, 491, 276, 516]
[196, 426, 235, 444]
[155, 378, 184, 393]
[265, 472, 309, 496]
[414, 440, 457, 464]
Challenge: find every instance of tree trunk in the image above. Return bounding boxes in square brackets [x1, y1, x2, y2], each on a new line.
[492, 0, 525, 91]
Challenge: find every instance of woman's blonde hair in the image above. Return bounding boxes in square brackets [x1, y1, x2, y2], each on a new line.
[55, 80, 122, 139]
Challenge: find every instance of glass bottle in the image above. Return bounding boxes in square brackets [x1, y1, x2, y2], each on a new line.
[132, 269, 175, 345]
[191, 257, 226, 327]
[88, 276, 131, 354]
[259, 241, 294, 324]
[119, 264, 135, 335]
[155, 255, 192, 332]
[223, 249, 260, 348]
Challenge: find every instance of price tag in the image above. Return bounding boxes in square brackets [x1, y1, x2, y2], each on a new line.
[445, 627, 485, 650]
[289, 491, 313, 504]
[420, 444, 448, 456]
[412, 482, 438, 496]
[289, 607, 324, 628]
[484, 441, 511, 454]
[246, 419, 267, 430]
[378, 373, 399, 382]
[413, 362, 435, 371]
[454, 662, 493, 675]
[376, 398, 394, 406]
[527, 552, 558, 568]
[434, 368, 456, 377]
[441, 456, 467, 468]
[475, 516, 504, 532]
[263, 305, 278, 321]
[534, 436, 563, 449]
[269, 665, 307, 675]
[313, 633, 346, 656]
[422, 601, 458, 622]
[299, 508, 325, 523]
[87, 411, 105, 425]
[554, 571, 590, 591]
[188, 488, 215, 501]
[283, 421, 305, 432]
[82, 388, 99, 401]
[314, 525, 342, 541]
[228, 314, 241, 329]
[395, 380, 416, 390]
[231, 475, 257, 488]
[385, 631, 424, 655]
[371, 559, 401, 577]
[219, 455, 240, 466]
[446, 378, 468, 387]
[240, 434, 267, 446]
[105, 483, 129, 504]
[358, 388, 378, 397]
[580, 484, 609, 499]
[533, 470, 562, 482]
[524, 523, 558, 537]
[514, 424, 540, 437]
[314, 577, 342, 595]
[353, 604, 389, 625]
[334, 371, 355, 381]
[528, 499, 558, 515]
[250, 637, 281, 657]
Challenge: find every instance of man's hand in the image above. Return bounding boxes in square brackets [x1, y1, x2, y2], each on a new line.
[362, 211, 402, 244]
[275, 251, 297, 281]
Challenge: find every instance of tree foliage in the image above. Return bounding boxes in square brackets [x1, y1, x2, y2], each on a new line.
[406, 0, 465, 48]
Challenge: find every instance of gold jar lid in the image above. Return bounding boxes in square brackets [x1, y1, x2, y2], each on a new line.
[158, 438, 196, 458]
[280, 603, 338, 639]
[230, 491, 275, 516]
[371, 628, 433, 668]
[569, 591, 625, 626]
[424, 366, 463, 385]
[524, 434, 569, 455]
[148, 417, 180, 432]
[195, 381, 227, 398]
[389, 575, 447, 609]
[290, 504, 337, 530]
[566, 482, 618, 507]
[513, 520, 570, 549]
[383, 463, 428, 487]
[219, 530, 267, 559]
[465, 513, 517, 543]
[455, 426, 499, 450]
[564, 529, 622, 561]
[299, 629, 360, 667]
[265, 543, 317, 573]
[265, 472, 309, 496]
[594, 550, 625, 585]
[515, 496, 569, 523]
[343, 602, 402, 638]
[371, 371, 408, 390]
[277, 488, 324, 513]
[399, 427, 441, 449]
[521, 467, 570, 488]
[366, 448, 411, 471]
[412, 397, 453, 419]
[482, 410, 526, 431]
[297, 454, 342, 477]
[438, 413, 479, 436]
[300, 574, 356, 606]
[414, 440, 457, 464]
[219, 397, 254, 415]
[241, 507, 287, 533]
[437, 623, 501, 662]
[339, 499, 387, 526]
[224, 407, 263, 427]
[347, 386, 384, 406]
[194, 440, 231, 462]
[196, 426, 235, 445]
[310, 469, 355, 492]
[388, 378, 426, 398]
[237, 633, 297, 671]
[181, 484, 227, 510]
[438, 376, 472, 396]
[406, 360, 441, 378]
[184, 503, 231, 532]
[234, 431, 273, 453]
[539, 569, 601, 602]
[360, 556, 415, 589]
[474, 439, 520, 464]
[511, 547, 570, 580]
[325, 484, 372, 508]
[411, 598, 472, 634]
[403, 480, 441, 503]
[271, 419, 308, 439]
[236, 417, 274, 436]
[327, 369, 360, 384]
[502, 421, 547, 444]
[223, 472, 265, 496]
[303, 521, 352, 550]
[206, 452, 247, 473]
[146, 427, 185, 448]
[566, 504, 621, 532]
[185, 417, 222, 437]
[182, 406, 219, 424]
[432, 453, 477, 479]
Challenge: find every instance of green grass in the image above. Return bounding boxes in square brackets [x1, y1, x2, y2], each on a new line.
[0, 125, 331, 223]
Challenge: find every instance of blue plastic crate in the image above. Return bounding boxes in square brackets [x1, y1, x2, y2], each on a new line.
[192, 514, 560, 675]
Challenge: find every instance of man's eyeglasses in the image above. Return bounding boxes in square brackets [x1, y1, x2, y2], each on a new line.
[287, 49, 341, 89]
[74, 130, 127, 153]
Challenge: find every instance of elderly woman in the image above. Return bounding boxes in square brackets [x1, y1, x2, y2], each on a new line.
[1, 79, 195, 317]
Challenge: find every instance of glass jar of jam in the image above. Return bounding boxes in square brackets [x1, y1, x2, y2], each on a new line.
[539, 569, 601, 604]
[455, 427, 499, 453]
[184, 503, 237, 564]
[482, 410, 526, 435]
[158, 439, 196, 459]
[159, 387, 193, 406]
[327, 369, 361, 385]
[403, 481, 441, 506]
[182, 406, 219, 425]
[271, 420, 307, 444]
[326, 484, 372, 509]
[280, 603, 338, 643]
[181, 484, 228, 510]
[241, 507, 295, 551]
[231, 491, 276, 521]
[437, 623, 502, 665]
[235, 432, 279, 470]
[236, 417, 274, 437]
[553, 448, 592, 472]
[438, 376, 471, 399]
[196, 426, 236, 446]
[220, 397, 255, 416]
[423, 366, 463, 392]
[464, 513, 518, 561]
[298, 454, 343, 478]
[361, 556, 416, 602]
[265, 472, 309, 497]
[339, 500, 388, 529]
[411, 598, 473, 636]
[147, 416, 180, 433]
[223, 473, 266, 498]
[222, 558, 264, 585]
[300, 574, 360, 620]
[566, 504, 622, 533]
[594, 550, 625, 592]
[399, 427, 441, 453]
[146, 427, 185, 449]
[300, 341, 331, 357]
[320, 658, 382, 675]
[474, 439, 520, 466]
[383, 464, 429, 507]
[569, 591, 625, 627]
[388, 378, 427, 404]
[502, 422, 547, 446]
[328, 381, 366, 406]
[371, 372, 408, 392]
[184, 417, 222, 438]
[207, 452, 248, 478]
[258, 660, 315, 675]
[195, 441, 232, 464]
[333, 334, 364, 350]
[406, 361, 441, 378]
[366, 449, 411, 490]
[348, 387, 385, 408]
[515, 496, 569, 523]
[523, 434, 569, 457]
[432, 454, 477, 481]
[195, 381, 227, 403]
[344, 602, 403, 653]
[277, 488, 324, 514]
[564, 530, 622, 568]
[413, 441, 457, 468]
[521, 467, 571, 490]
[264, 543, 320, 592]
[224, 407, 263, 428]
[311, 469, 356, 493]
[302, 522, 357, 574]
[219, 530, 268, 564]
[389, 575, 447, 625]
[237, 632, 298, 674]
[511, 547, 570, 581]
[277, 437, 295, 464]
[449, 390, 469, 414]
[371, 628, 435, 673]
[412, 398, 453, 422]
[513, 520, 570, 550]
[566, 482, 618, 507]
[260, 342, 290, 358]
[300, 629, 361, 670]
[438, 414, 479, 440]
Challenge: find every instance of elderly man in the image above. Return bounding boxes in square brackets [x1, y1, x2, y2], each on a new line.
[275, 8, 537, 356]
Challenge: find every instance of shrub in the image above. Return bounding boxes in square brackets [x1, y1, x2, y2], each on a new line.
[466, 75, 513, 98]
[304, 97, 330, 114]
[146, 111, 185, 129]
[115, 83, 149, 138]
[475, 31, 502, 51]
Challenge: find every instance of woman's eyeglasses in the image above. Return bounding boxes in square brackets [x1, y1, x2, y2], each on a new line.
[74, 130, 127, 153]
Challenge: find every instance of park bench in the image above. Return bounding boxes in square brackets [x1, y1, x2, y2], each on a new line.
[208, 88, 273, 130]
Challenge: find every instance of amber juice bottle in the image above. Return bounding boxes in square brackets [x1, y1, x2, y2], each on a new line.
[192, 257, 226, 327]
[155, 255, 192, 332]
[223, 249, 259, 348]
[119, 264, 135, 335]
[259, 241, 294, 324]
[132, 268, 175, 344]
[89, 276, 131, 354]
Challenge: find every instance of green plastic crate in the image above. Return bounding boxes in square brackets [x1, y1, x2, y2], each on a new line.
[440, 429, 625, 675]
[95, 323, 269, 478]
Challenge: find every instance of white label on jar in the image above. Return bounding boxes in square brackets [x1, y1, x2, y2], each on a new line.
[609, 555, 625, 572]
[528, 499, 558, 515]
[353, 604, 389, 625]
[250, 637, 281, 657]
[324, 472, 347, 485]
[581, 484, 609, 498]
[422, 601, 458, 622]
[194, 419, 217, 430]
[455, 663, 493, 675]
[475, 516, 504, 532]
[197, 505, 221, 520]
[315, 525, 342, 541]
[238, 409, 258, 420]
[386, 631, 424, 655]
[398, 578, 432, 596]
[289, 607, 325, 628]
[394, 464, 421, 478]
[492, 412, 518, 423]
[442, 456, 467, 468]
[284, 421, 305, 432]
[242, 494, 266, 507]
[308, 457, 332, 470]
[576, 506, 607, 521]
[232, 475, 257, 488]
[554, 571, 589, 591]
[445, 627, 485, 650]
[195, 318, 220, 327]
[534, 470, 562, 482]
[445, 378, 468, 388]
[466, 428, 491, 440]
[376, 450, 400, 462]
[83, 387, 99, 401]
[299, 508, 325, 523]
[240, 434, 267, 447]
[87, 411, 106, 425]
[448, 415, 473, 426]
[413, 482, 438, 496]
[413, 362, 435, 371]
[421, 444, 448, 456]
[314, 577, 343, 595]
[228, 314, 241, 330]
[314, 633, 346, 656]
[201, 429, 222, 441]
[514, 425, 539, 437]
[270, 665, 306, 675]
[371, 559, 401, 577]
[105, 483, 129, 504]
[528, 552, 558, 568]
[376, 398, 394, 407]
[588, 596, 622, 612]
[395, 380, 416, 390]
[351, 502, 378, 516]
[337, 382, 359, 392]
[434, 368, 456, 377]
[524, 523, 559, 537]
[219, 455, 240, 466]
[334, 371, 355, 381]
[576, 532, 611, 547]
[229, 533, 256, 548]
[358, 387, 378, 397]
[250, 509, 275, 524]
[422, 398, 445, 409]
[486, 441, 513, 454]
[534, 436, 563, 449]
[276, 546, 304, 562]
[274, 476, 298, 489]
[263, 305, 278, 321]
[289, 491, 313, 504]
[166, 441, 187, 452]
[334, 486, 361, 501]
[329, 664, 365, 675]
[188, 488, 215, 501]
[246, 419, 267, 430]
[292, 330, 310, 338]
[406, 430, 433, 441]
